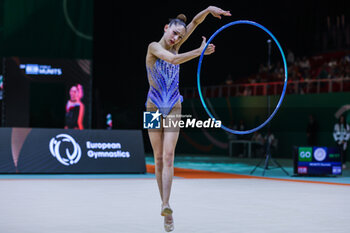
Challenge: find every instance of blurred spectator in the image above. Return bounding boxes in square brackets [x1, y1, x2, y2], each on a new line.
[0, 75, 3, 90]
[317, 63, 330, 79]
[306, 114, 318, 146]
[273, 61, 284, 80]
[255, 74, 261, 83]
[264, 129, 277, 156]
[243, 86, 252, 96]
[345, 54, 350, 63]
[288, 64, 300, 81]
[344, 63, 350, 78]
[251, 131, 264, 157]
[225, 73, 233, 85]
[333, 115, 350, 169]
[287, 49, 295, 66]
[328, 58, 337, 68]
[258, 63, 268, 74]
[106, 113, 112, 130]
[299, 56, 311, 79]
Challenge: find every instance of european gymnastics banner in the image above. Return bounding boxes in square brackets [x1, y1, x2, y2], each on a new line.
[0, 128, 146, 173]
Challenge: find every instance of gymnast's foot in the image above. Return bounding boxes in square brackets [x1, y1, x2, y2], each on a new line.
[161, 203, 173, 216]
[164, 214, 174, 232]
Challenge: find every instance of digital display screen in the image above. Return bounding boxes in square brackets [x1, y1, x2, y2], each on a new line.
[294, 146, 342, 176]
[2, 57, 92, 129]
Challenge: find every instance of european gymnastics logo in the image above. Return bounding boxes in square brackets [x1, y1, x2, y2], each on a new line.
[49, 134, 81, 166]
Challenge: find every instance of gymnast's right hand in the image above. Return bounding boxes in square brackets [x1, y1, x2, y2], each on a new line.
[200, 36, 215, 55]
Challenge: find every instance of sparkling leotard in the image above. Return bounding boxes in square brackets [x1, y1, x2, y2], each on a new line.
[145, 59, 183, 117]
[65, 101, 81, 129]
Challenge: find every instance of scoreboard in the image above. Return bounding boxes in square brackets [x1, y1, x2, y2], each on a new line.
[293, 146, 342, 176]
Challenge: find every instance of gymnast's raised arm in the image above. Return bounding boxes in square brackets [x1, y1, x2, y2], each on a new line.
[175, 6, 231, 50]
[148, 36, 215, 65]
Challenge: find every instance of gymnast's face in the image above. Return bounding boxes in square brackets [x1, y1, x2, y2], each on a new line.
[70, 86, 78, 102]
[164, 24, 186, 47]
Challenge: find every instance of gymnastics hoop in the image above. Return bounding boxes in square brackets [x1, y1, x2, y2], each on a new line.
[63, 0, 93, 41]
[197, 20, 288, 135]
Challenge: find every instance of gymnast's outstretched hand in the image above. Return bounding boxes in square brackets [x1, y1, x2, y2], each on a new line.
[208, 6, 231, 19]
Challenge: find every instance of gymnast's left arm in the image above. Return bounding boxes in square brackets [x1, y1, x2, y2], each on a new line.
[175, 6, 231, 50]
[77, 103, 85, 130]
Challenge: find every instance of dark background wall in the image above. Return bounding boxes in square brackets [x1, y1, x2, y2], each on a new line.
[0, 0, 93, 59]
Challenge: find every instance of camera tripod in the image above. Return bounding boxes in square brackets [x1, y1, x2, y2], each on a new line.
[250, 143, 290, 176]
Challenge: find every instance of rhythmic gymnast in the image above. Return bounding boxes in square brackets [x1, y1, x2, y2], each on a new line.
[145, 6, 231, 231]
[65, 84, 85, 130]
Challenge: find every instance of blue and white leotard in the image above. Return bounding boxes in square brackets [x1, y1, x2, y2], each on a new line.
[145, 59, 183, 117]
